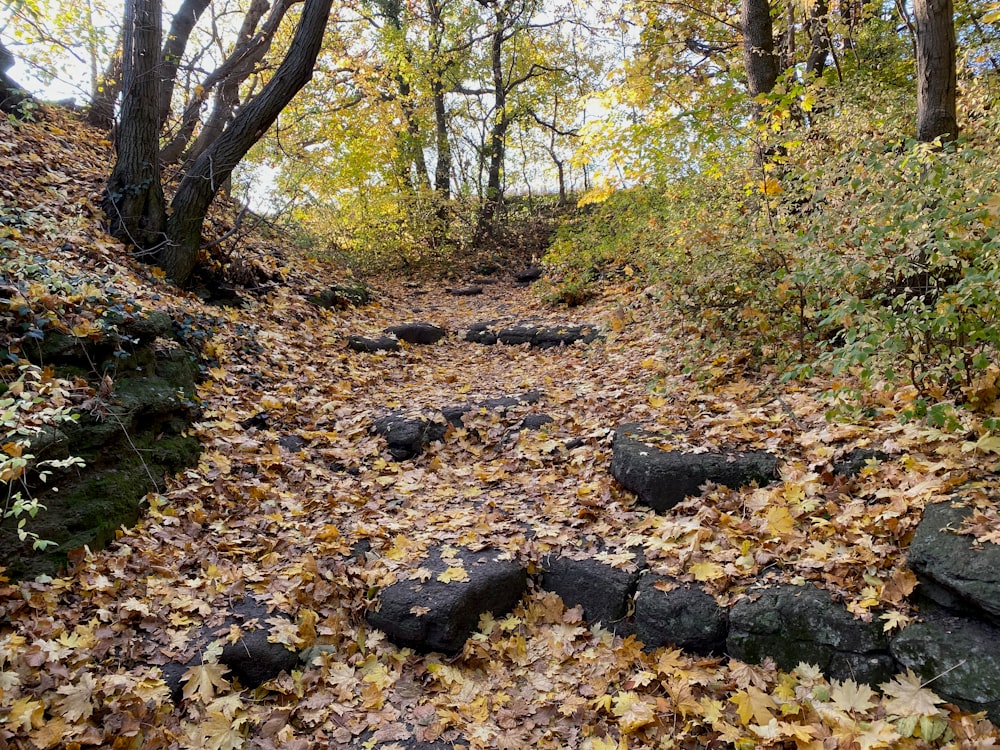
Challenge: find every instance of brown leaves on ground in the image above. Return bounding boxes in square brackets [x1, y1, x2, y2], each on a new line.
[2, 109, 1000, 749]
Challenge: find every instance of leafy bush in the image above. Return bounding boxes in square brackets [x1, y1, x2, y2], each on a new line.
[1, 364, 84, 549]
[547, 75, 1000, 413]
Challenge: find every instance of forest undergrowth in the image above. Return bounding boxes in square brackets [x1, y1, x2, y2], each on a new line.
[2, 107, 1000, 749]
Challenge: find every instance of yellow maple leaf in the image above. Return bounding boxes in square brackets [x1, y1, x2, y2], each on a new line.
[612, 691, 656, 733]
[731, 686, 777, 725]
[437, 566, 469, 583]
[689, 560, 726, 582]
[5, 697, 44, 731]
[830, 678, 875, 714]
[880, 669, 946, 718]
[764, 506, 796, 539]
[182, 662, 231, 703]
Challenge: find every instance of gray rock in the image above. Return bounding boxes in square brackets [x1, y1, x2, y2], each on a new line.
[464, 322, 498, 345]
[384, 323, 446, 345]
[497, 325, 537, 346]
[446, 286, 483, 296]
[907, 500, 1000, 624]
[832, 448, 889, 478]
[514, 267, 543, 283]
[278, 434, 307, 452]
[611, 424, 778, 512]
[368, 548, 528, 654]
[372, 413, 447, 460]
[348, 335, 400, 353]
[162, 598, 299, 703]
[891, 613, 1000, 723]
[727, 584, 895, 685]
[633, 574, 728, 654]
[522, 414, 554, 430]
[309, 282, 372, 308]
[496, 324, 600, 349]
[540, 556, 640, 632]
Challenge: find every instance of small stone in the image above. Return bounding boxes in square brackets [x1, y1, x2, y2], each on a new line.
[446, 286, 483, 296]
[348, 335, 400, 353]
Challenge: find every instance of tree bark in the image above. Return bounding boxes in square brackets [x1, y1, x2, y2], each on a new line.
[157, 0, 212, 130]
[428, 0, 451, 196]
[160, 0, 290, 166]
[914, 0, 957, 141]
[477, 0, 513, 237]
[102, 0, 167, 249]
[741, 0, 779, 104]
[87, 35, 123, 130]
[0, 42, 28, 115]
[805, 0, 830, 76]
[158, 0, 333, 284]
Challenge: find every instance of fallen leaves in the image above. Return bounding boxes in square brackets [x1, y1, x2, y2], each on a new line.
[1, 110, 999, 750]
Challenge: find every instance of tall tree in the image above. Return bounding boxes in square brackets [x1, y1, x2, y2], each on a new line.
[104, 0, 334, 284]
[741, 0, 779, 106]
[914, 0, 957, 140]
[102, 0, 166, 248]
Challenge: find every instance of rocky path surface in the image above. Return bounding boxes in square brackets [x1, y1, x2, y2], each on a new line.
[5, 271, 1000, 749]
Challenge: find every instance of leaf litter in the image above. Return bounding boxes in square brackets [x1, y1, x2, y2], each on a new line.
[1, 109, 999, 748]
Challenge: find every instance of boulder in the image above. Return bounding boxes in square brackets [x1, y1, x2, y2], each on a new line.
[531, 325, 600, 349]
[446, 286, 483, 296]
[633, 574, 728, 655]
[373, 393, 543, 459]
[514, 267, 543, 283]
[2, 315, 201, 580]
[496, 324, 600, 349]
[891, 612, 1000, 723]
[161, 598, 299, 703]
[611, 424, 778, 512]
[367, 548, 528, 654]
[309, 282, 372, 308]
[727, 584, 895, 685]
[372, 413, 447, 460]
[384, 323, 447, 345]
[348, 335, 400, 353]
[906, 500, 1000, 624]
[522, 414, 555, 430]
[278, 434, 308, 452]
[540, 556, 640, 633]
[464, 323, 498, 345]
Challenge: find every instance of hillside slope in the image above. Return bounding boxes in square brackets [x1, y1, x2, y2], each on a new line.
[2, 108, 999, 749]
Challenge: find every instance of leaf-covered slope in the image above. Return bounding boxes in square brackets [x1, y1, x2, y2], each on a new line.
[1, 108, 999, 749]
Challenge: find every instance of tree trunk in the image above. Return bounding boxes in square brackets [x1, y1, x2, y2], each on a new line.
[158, 0, 333, 284]
[477, 2, 510, 237]
[805, 0, 831, 76]
[914, 0, 957, 141]
[102, 0, 167, 249]
[432, 83, 451, 196]
[428, 0, 451, 197]
[87, 35, 122, 130]
[741, 0, 779, 105]
[0, 41, 30, 115]
[160, 0, 286, 166]
[157, 0, 212, 130]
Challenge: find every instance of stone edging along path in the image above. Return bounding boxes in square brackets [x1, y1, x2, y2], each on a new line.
[187, 417, 1000, 725]
[336, 318, 1000, 723]
[363, 426, 1000, 723]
